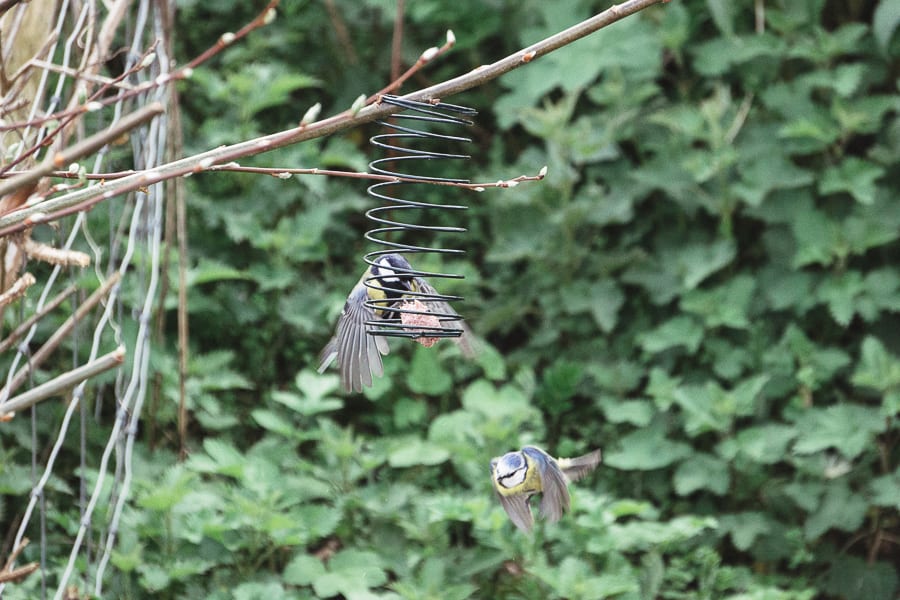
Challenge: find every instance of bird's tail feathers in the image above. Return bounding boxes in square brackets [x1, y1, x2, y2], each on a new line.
[558, 449, 602, 482]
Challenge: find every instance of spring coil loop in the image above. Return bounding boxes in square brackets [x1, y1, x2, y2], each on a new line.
[364, 95, 477, 339]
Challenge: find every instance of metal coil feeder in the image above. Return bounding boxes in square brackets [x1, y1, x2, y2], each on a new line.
[363, 94, 477, 341]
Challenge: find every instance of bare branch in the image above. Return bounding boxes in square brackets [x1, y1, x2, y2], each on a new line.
[0, 537, 36, 584]
[0, 346, 125, 419]
[206, 163, 547, 189]
[0, 0, 665, 237]
[0, 563, 38, 584]
[0, 102, 166, 202]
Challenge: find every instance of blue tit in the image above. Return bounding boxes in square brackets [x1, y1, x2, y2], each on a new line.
[490, 446, 601, 532]
[318, 253, 474, 392]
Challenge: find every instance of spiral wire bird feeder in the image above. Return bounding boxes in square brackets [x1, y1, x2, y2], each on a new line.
[363, 95, 477, 341]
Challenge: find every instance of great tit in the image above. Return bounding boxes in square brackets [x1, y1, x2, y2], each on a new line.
[491, 445, 601, 532]
[318, 253, 473, 392]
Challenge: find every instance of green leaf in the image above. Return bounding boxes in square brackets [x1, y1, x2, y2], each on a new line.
[590, 280, 625, 333]
[737, 147, 816, 206]
[406, 345, 453, 396]
[733, 424, 797, 464]
[388, 437, 450, 468]
[873, 0, 900, 53]
[638, 315, 704, 354]
[295, 369, 340, 403]
[233, 581, 289, 600]
[137, 466, 195, 511]
[804, 480, 868, 539]
[460, 379, 532, 422]
[604, 422, 693, 470]
[680, 275, 756, 329]
[852, 336, 900, 391]
[791, 205, 843, 267]
[250, 409, 294, 437]
[671, 382, 733, 436]
[783, 481, 825, 513]
[310, 549, 388, 598]
[538, 360, 583, 408]
[869, 470, 900, 509]
[705, 0, 736, 36]
[720, 512, 773, 551]
[283, 554, 326, 586]
[792, 404, 886, 459]
[271, 389, 342, 417]
[674, 453, 730, 495]
[187, 259, 251, 286]
[609, 516, 718, 552]
[474, 341, 507, 381]
[823, 555, 899, 600]
[817, 270, 866, 326]
[819, 157, 884, 205]
[665, 238, 737, 291]
[597, 396, 655, 427]
[188, 439, 245, 478]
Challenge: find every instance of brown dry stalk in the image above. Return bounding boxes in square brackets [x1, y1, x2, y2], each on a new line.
[23, 238, 90, 267]
[0, 271, 33, 309]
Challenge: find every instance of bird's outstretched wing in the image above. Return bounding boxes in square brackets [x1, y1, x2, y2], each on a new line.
[413, 278, 477, 358]
[523, 446, 570, 523]
[318, 285, 389, 392]
[498, 493, 534, 533]
[558, 449, 602, 482]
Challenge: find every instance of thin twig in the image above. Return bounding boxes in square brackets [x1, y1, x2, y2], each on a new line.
[1, 537, 27, 572]
[724, 93, 754, 145]
[391, 0, 405, 85]
[28, 59, 136, 90]
[0, 34, 155, 175]
[0, 102, 165, 203]
[1, 169, 138, 180]
[324, 0, 358, 65]
[182, 0, 279, 72]
[0, 169, 137, 181]
[0, 271, 121, 402]
[0, 563, 38, 584]
[0, 346, 125, 418]
[0, 536, 36, 584]
[207, 163, 546, 189]
[369, 29, 455, 103]
[1, 1, 276, 136]
[0, 0, 666, 238]
[0, 283, 76, 354]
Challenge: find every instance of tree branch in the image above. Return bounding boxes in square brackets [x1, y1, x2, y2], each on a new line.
[0, 0, 666, 237]
[0, 102, 166, 202]
[0, 346, 125, 419]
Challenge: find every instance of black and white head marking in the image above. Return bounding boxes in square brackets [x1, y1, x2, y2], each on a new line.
[495, 451, 528, 489]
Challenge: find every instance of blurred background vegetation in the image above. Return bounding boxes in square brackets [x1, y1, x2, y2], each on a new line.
[3, 0, 900, 597]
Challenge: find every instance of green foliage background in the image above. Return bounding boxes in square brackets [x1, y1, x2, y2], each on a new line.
[4, 0, 900, 598]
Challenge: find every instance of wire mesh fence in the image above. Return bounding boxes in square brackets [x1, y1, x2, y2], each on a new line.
[0, 1, 172, 596]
